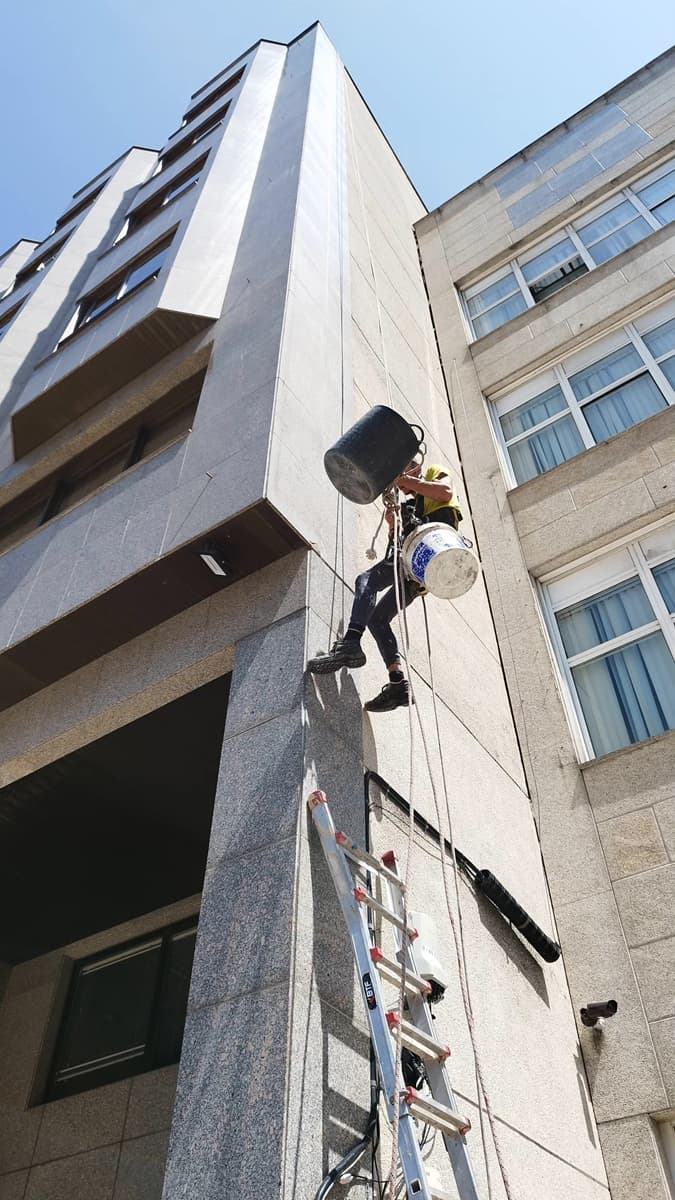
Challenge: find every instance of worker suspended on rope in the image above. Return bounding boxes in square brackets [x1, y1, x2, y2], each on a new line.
[308, 460, 462, 712]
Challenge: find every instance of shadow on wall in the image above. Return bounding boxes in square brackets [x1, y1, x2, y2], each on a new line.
[303, 664, 375, 1194]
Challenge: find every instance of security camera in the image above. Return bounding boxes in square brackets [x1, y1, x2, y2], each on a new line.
[580, 1000, 618, 1028]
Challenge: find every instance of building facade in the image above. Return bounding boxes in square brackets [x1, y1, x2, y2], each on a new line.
[417, 45, 675, 1200]
[0, 22, 670, 1200]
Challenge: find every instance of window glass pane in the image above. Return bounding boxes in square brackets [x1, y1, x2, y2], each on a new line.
[141, 400, 198, 458]
[123, 246, 168, 294]
[80, 288, 119, 327]
[583, 374, 666, 442]
[658, 356, 675, 390]
[0, 498, 47, 555]
[642, 318, 675, 360]
[578, 199, 641, 244]
[471, 293, 527, 337]
[54, 942, 161, 1085]
[58, 445, 133, 513]
[529, 258, 588, 302]
[571, 632, 675, 756]
[568, 343, 643, 401]
[466, 272, 520, 316]
[557, 577, 653, 657]
[520, 238, 577, 283]
[636, 168, 675, 211]
[154, 928, 196, 1064]
[653, 196, 675, 227]
[653, 559, 675, 614]
[500, 384, 567, 440]
[164, 176, 198, 204]
[586, 217, 651, 265]
[508, 416, 585, 484]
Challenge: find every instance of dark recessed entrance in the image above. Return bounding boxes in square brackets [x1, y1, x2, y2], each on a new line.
[0, 674, 230, 963]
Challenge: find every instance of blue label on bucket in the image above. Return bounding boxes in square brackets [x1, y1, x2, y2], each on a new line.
[411, 542, 435, 582]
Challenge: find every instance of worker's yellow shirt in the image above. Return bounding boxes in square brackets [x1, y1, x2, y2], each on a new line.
[421, 465, 462, 519]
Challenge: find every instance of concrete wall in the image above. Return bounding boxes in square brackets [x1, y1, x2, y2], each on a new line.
[417, 43, 675, 1200]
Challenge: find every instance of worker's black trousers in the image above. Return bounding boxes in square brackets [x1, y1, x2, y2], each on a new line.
[350, 558, 422, 666]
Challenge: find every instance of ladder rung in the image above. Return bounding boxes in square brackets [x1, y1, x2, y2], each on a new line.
[403, 1088, 471, 1137]
[336, 833, 406, 892]
[370, 946, 431, 998]
[430, 1190, 453, 1199]
[353, 888, 418, 940]
[386, 1012, 451, 1062]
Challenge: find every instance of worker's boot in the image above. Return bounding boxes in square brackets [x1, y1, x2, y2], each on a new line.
[364, 679, 412, 711]
[308, 637, 366, 675]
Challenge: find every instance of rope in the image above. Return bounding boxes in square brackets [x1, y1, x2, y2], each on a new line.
[418, 597, 517, 1200]
[385, 501, 417, 1200]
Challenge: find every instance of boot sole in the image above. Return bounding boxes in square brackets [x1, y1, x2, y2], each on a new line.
[364, 696, 414, 712]
[308, 653, 366, 675]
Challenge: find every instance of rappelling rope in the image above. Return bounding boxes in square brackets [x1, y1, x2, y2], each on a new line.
[384, 499, 418, 1200]
[415, 596, 517, 1200]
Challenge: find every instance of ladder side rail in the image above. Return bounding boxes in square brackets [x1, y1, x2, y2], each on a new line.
[381, 867, 482, 1200]
[309, 796, 435, 1199]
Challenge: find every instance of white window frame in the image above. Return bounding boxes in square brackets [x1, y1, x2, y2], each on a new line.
[491, 297, 675, 488]
[538, 521, 675, 761]
[462, 156, 675, 341]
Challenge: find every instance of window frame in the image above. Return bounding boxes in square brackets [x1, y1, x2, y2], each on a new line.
[539, 521, 675, 761]
[115, 155, 208, 245]
[44, 918, 198, 1102]
[58, 234, 174, 346]
[159, 100, 231, 171]
[461, 156, 675, 340]
[182, 66, 244, 126]
[491, 297, 675, 487]
[0, 368, 204, 558]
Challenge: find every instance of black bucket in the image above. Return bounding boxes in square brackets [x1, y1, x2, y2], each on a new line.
[324, 406, 425, 504]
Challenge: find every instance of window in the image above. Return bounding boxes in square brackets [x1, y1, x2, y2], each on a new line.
[183, 66, 244, 125]
[60, 236, 173, 342]
[0, 369, 204, 556]
[5, 235, 70, 294]
[545, 525, 675, 757]
[576, 197, 652, 265]
[635, 161, 675, 227]
[46, 921, 196, 1099]
[659, 1118, 675, 1187]
[494, 296, 675, 484]
[462, 156, 675, 338]
[463, 268, 528, 338]
[119, 157, 206, 242]
[520, 235, 588, 302]
[160, 101, 231, 170]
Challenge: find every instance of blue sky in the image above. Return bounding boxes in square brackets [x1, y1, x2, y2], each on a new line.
[2, 1, 673, 250]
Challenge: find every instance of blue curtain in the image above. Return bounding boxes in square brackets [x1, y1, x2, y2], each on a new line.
[583, 375, 666, 441]
[569, 344, 643, 400]
[509, 416, 584, 483]
[572, 633, 675, 755]
[500, 385, 566, 439]
[654, 559, 675, 614]
[557, 578, 654, 656]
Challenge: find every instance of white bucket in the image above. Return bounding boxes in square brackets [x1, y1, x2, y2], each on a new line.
[402, 522, 480, 599]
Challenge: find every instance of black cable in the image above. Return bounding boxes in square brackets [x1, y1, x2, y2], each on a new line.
[365, 769, 561, 963]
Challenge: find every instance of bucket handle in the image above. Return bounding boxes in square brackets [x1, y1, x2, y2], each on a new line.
[409, 423, 425, 447]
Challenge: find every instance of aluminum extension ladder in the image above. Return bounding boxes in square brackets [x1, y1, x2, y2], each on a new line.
[308, 790, 480, 1200]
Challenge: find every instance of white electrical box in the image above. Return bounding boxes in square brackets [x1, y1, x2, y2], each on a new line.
[409, 910, 448, 994]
